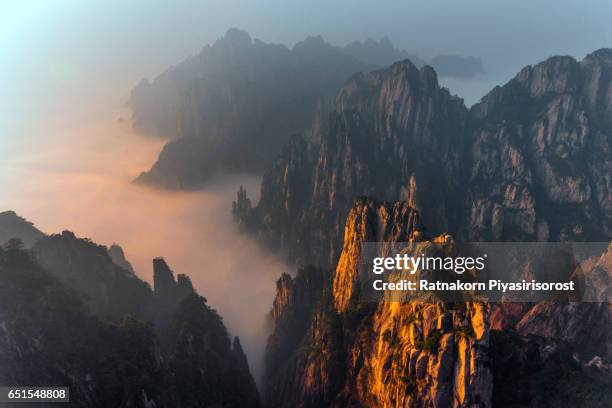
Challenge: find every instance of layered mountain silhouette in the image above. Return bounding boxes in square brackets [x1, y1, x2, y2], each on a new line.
[0, 218, 259, 407]
[3, 31, 610, 407]
[131, 29, 484, 188]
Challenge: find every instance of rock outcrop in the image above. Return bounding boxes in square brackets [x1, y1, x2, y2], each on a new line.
[332, 198, 422, 313]
[237, 49, 612, 268]
[486, 250, 612, 407]
[515, 243, 612, 361]
[263, 266, 326, 407]
[0, 226, 259, 407]
[108, 243, 136, 274]
[263, 198, 494, 407]
[33, 230, 153, 319]
[239, 49, 612, 408]
[466, 50, 612, 241]
[263, 198, 612, 407]
[237, 59, 469, 268]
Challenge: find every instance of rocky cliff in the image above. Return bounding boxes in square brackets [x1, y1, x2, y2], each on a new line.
[263, 198, 612, 407]
[514, 242, 612, 361]
[263, 199, 494, 407]
[237, 49, 612, 267]
[466, 49, 612, 241]
[236, 59, 469, 268]
[245, 51, 612, 405]
[0, 225, 259, 407]
[263, 266, 327, 406]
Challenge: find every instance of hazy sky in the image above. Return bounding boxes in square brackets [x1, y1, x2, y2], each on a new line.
[2, 0, 611, 146]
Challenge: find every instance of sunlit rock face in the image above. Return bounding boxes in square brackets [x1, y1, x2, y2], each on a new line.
[240, 51, 612, 407]
[263, 198, 494, 407]
[264, 198, 612, 407]
[332, 197, 422, 313]
[263, 196, 612, 407]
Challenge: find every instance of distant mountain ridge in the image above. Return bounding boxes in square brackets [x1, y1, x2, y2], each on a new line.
[131, 29, 484, 188]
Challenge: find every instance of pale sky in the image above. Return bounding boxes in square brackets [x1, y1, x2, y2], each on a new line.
[2, 0, 611, 148]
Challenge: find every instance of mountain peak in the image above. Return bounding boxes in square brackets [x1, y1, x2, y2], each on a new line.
[0, 210, 44, 248]
[222, 28, 252, 46]
[581, 48, 612, 71]
[108, 243, 136, 274]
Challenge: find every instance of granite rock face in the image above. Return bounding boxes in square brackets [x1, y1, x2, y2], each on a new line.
[332, 198, 422, 313]
[237, 49, 612, 268]
[467, 50, 612, 241]
[514, 243, 612, 361]
[263, 198, 612, 407]
[248, 51, 612, 405]
[237, 60, 469, 268]
[263, 266, 327, 407]
[263, 199, 494, 407]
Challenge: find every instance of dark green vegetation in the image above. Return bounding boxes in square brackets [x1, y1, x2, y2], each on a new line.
[0, 234, 259, 407]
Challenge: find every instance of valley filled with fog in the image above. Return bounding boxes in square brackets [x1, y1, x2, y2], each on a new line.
[0, 107, 290, 380]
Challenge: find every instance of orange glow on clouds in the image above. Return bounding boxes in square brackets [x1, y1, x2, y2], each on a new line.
[0, 109, 289, 380]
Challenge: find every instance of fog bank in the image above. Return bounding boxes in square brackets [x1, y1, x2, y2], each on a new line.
[0, 110, 289, 382]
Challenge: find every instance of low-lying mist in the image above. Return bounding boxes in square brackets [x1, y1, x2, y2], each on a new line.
[0, 111, 290, 382]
